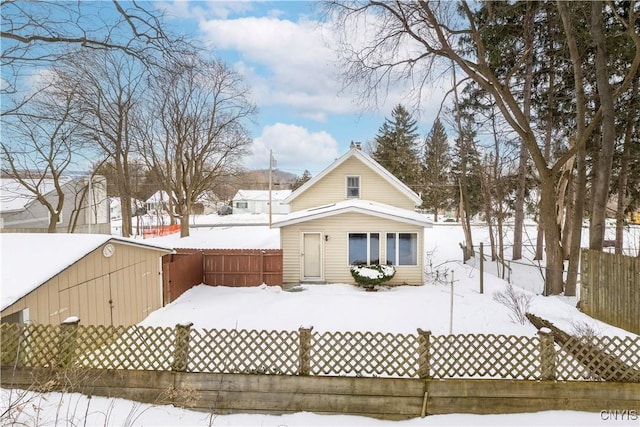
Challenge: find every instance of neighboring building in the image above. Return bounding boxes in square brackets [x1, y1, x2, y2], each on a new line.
[145, 190, 171, 214]
[273, 145, 432, 285]
[0, 175, 109, 234]
[232, 190, 292, 214]
[0, 233, 173, 326]
[109, 197, 145, 220]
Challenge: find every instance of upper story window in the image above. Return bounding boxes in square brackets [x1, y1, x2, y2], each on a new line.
[346, 176, 360, 198]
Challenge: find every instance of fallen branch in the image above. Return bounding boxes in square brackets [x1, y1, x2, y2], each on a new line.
[526, 313, 640, 382]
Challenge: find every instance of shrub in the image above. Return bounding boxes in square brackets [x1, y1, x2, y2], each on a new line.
[350, 264, 396, 289]
[492, 284, 534, 325]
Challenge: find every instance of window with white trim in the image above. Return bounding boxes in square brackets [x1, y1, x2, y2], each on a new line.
[346, 176, 360, 198]
[348, 232, 380, 265]
[235, 201, 248, 209]
[385, 233, 418, 266]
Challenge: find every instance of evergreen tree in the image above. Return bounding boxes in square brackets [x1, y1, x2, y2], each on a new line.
[372, 105, 420, 190]
[291, 170, 312, 191]
[450, 118, 483, 219]
[422, 119, 453, 222]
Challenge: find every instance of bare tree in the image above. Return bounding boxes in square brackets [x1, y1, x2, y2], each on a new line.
[1, 0, 176, 116]
[140, 54, 256, 237]
[326, 1, 640, 295]
[0, 82, 88, 232]
[54, 50, 146, 237]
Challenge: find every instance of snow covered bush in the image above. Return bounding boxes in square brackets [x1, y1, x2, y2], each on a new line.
[350, 264, 395, 289]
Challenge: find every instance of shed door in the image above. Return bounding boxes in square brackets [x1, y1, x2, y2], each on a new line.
[302, 233, 322, 280]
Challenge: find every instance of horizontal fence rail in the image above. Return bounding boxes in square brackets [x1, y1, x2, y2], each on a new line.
[1, 323, 639, 382]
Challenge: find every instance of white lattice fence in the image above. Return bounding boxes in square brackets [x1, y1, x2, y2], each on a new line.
[188, 328, 299, 375]
[429, 334, 541, 379]
[309, 330, 420, 377]
[555, 335, 640, 382]
[1, 323, 639, 381]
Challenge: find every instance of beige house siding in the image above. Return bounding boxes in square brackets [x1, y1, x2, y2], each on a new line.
[1, 242, 165, 326]
[290, 157, 417, 212]
[281, 212, 425, 285]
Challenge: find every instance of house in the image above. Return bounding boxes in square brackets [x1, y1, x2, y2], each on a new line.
[232, 190, 292, 214]
[109, 197, 146, 220]
[272, 145, 431, 285]
[0, 233, 173, 326]
[0, 175, 110, 234]
[145, 190, 171, 214]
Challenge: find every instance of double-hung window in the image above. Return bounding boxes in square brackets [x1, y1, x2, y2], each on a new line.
[346, 176, 360, 198]
[348, 232, 380, 265]
[385, 233, 418, 266]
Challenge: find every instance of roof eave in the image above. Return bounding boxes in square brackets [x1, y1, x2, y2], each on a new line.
[273, 205, 432, 228]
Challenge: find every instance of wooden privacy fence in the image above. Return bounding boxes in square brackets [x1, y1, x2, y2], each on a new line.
[162, 249, 283, 303]
[581, 249, 640, 334]
[2, 323, 639, 382]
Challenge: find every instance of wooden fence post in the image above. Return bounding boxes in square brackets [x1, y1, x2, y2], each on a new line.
[538, 327, 556, 381]
[479, 242, 484, 294]
[417, 328, 432, 379]
[298, 326, 313, 375]
[172, 322, 193, 372]
[57, 317, 80, 368]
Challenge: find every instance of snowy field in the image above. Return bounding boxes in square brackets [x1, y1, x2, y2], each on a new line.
[5, 215, 639, 426]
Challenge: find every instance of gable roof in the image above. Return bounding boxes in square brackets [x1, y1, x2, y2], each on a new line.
[284, 148, 422, 206]
[0, 233, 174, 311]
[272, 199, 432, 228]
[233, 190, 292, 202]
[0, 177, 72, 213]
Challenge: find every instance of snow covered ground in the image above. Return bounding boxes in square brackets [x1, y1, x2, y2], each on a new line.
[4, 216, 639, 426]
[4, 388, 635, 427]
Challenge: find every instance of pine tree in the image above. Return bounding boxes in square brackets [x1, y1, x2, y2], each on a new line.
[291, 170, 312, 191]
[372, 105, 420, 190]
[422, 119, 453, 222]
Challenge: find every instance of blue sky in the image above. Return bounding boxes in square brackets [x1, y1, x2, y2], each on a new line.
[157, 1, 452, 177]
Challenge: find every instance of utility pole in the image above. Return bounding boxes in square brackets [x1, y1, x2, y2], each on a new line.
[269, 149, 274, 228]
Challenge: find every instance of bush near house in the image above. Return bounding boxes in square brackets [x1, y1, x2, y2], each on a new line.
[350, 264, 396, 289]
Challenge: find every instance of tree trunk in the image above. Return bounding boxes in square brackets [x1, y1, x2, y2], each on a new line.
[589, 0, 617, 251]
[565, 140, 587, 296]
[539, 169, 565, 295]
[180, 212, 190, 237]
[459, 179, 474, 262]
[513, 2, 535, 261]
[615, 79, 636, 254]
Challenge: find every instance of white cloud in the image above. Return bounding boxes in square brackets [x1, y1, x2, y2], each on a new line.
[198, 16, 358, 120]
[246, 123, 339, 174]
[157, 1, 254, 20]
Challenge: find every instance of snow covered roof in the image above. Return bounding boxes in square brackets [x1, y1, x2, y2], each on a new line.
[284, 148, 422, 206]
[271, 199, 433, 228]
[145, 190, 170, 204]
[233, 190, 292, 202]
[0, 177, 71, 213]
[0, 233, 174, 311]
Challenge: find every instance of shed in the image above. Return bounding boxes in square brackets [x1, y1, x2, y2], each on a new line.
[1, 233, 173, 326]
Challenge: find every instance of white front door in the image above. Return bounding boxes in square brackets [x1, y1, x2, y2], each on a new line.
[302, 232, 322, 280]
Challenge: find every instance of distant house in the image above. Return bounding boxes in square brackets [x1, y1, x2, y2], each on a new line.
[0, 233, 173, 326]
[0, 175, 109, 234]
[232, 190, 292, 214]
[109, 197, 145, 220]
[273, 145, 431, 285]
[145, 190, 171, 214]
